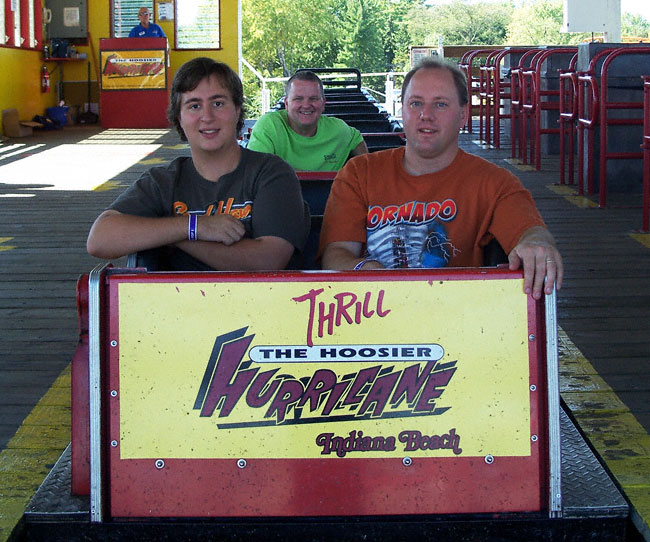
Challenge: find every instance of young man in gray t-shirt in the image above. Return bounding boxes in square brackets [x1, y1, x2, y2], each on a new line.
[87, 57, 309, 271]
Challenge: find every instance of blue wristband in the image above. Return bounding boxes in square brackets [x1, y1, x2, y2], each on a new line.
[188, 214, 197, 241]
[353, 258, 379, 270]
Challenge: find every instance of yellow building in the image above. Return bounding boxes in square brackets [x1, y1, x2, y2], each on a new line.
[0, 0, 240, 137]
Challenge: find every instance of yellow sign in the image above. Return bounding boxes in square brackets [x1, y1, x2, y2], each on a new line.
[116, 278, 533, 460]
[101, 50, 166, 90]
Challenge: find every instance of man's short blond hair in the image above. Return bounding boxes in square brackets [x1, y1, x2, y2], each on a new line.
[285, 71, 325, 99]
[401, 57, 468, 107]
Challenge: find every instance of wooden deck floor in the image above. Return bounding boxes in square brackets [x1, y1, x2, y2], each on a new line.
[0, 126, 178, 451]
[0, 123, 648, 540]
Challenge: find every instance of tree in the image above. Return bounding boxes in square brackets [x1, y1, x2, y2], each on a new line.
[506, 0, 587, 45]
[406, 3, 438, 47]
[435, 1, 510, 45]
[242, 0, 339, 77]
[407, 1, 511, 47]
[336, 0, 386, 72]
[622, 12, 650, 39]
[242, 0, 447, 115]
[242, 0, 342, 117]
[378, 0, 419, 71]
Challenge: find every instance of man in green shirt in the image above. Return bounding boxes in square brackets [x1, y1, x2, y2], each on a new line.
[247, 70, 368, 171]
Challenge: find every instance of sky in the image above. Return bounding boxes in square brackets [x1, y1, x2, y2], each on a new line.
[428, 0, 650, 21]
[621, 0, 650, 19]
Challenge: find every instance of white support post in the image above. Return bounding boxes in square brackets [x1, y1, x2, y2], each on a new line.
[545, 285, 563, 518]
[261, 85, 270, 115]
[89, 263, 108, 523]
[385, 75, 394, 116]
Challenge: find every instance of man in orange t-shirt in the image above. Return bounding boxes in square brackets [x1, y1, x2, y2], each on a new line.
[320, 57, 563, 300]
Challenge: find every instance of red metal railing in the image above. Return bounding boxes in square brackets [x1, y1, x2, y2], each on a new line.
[597, 47, 649, 207]
[510, 49, 542, 160]
[576, 47, 619, 195]
[520, 48, 578, 170]
[576, 47, 650, 203]
[478, 48, 533, 149]
[559, 67, 578, 184]
[459, 49, 498, 133]
[642, 75, 650, 232]
[477, 50, 497, 143]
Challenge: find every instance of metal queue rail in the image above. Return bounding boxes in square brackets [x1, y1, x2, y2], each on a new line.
[595, 47, 650, 208]
[559, 61, 580, 185]
[458, 47, 503, 135]
[520, 48, 578, 171]
[641, 75, 650, 233]
[478, 48, 536, 149]
[463, 45, 650, 233]
[576, 48, 647, 202]
[510, 49, 544, 163]
[570, 45, 650, 230]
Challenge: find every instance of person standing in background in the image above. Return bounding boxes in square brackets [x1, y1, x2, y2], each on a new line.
[129, 6, 166, 38]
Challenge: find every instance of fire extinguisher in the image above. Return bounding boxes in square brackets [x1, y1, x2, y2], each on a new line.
[41, 66, 50, 93]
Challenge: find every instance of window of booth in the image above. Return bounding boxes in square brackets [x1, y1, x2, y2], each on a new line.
[1, 0, 42, 49]
[12, 0, 20, 46]
[0, 2, 6, 46]
[175, 0, 220, 50]
[26, 0, 35, 47]
[111, 0, 154, 38]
